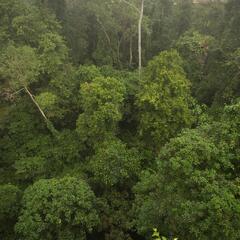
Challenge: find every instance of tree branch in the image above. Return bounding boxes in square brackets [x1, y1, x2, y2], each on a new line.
[11, 88, 25, 96]
[24, 87, 48, 121]
[96, 17, 116, 64]
[96, 17, 112, 48]
[120, 0, 140, 13]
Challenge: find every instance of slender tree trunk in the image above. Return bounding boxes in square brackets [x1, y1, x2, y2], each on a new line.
[96, 17, 116, 65]
[24, 86, 58, 136]
[138, 0, 144, 78]
[129, 36, 133, 67]
[117, 36, 123, 68]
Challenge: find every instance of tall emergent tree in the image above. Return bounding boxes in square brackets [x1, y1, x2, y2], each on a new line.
[137, 50, 193, 150]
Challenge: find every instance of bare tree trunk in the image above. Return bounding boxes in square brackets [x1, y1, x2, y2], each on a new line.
[117, 36, 123, 68]
[129, 36, 133, 67]
[24, 87, 48, 121]
[121, 0, 144, 72]
[138, 0, 144, 78]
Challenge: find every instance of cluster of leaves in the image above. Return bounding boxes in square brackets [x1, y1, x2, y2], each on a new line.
[152, 228, 178, 240]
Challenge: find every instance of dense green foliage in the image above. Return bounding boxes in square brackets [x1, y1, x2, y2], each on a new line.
[137, 50, 193, 150]
[15, 177, 99, 240]
[0, 0, 240, 239]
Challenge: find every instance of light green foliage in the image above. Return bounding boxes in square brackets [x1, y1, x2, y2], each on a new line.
[152, 228, 178, 240]
[76, 65, 102, 84]
[36, 91, 63, 119]
[38, 32, 68, 75]
[134, 126, 240, 239]
[15, 177, 99, 240]
[89, 137, 141, 187]
[152, 228, 162, 240]
[0, 45, 40, 89]
[36, 92, 58, 110]
[77, 75, 126, 145]
[137, 50, 193, 149]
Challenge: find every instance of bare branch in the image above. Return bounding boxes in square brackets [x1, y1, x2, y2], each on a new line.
[24, 87, 48, 121]
[11, 88, 25, 96]
[96, 17, 112, 48]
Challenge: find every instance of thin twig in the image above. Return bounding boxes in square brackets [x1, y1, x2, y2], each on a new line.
[120, 0, 140, 13]
[11, 88, 25, 96]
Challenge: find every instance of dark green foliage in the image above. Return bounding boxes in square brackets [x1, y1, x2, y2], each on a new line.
[89, 137, 141, 187]
[1, 0, 240, 239]
[223, 0, 240, 50]
[97, 189, 135, 240]
[176, 31, 214, 96]
[14, 156, 47, 181]
[134, 126, 240, 239]
[15, 177, 99, 240]
[0, 184, 21, 239]
[213, 48, 240, 104]
[0, 184, 21, 220]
